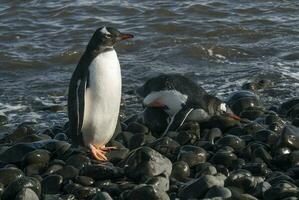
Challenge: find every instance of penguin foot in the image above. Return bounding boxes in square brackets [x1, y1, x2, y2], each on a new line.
[90, 145, 117, 161]
[90, 144, 108, 161]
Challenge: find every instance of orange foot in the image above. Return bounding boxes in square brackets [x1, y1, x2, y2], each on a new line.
[90, 144, 116, 161]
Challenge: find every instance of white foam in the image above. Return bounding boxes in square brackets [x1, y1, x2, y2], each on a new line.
[0, 102, 27, 113]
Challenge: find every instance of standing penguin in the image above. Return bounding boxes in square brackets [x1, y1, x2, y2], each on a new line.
[137, 74, 240, 135]
[68, 27, 133, 160]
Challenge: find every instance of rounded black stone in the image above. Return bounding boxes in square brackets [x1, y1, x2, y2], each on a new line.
[2, 176, 41, 200]
[143, 107, 168, 136]
[177, 145, 207, 167]
[148, 137, 180, 161]
[205, 186, 232, 199]
[74, 176, 94, 186]
[63, 182, 97, 199]
[55, 165, 79, 180]
[125, 184, 170, 200]
[216, 135, 245, 152]
[171, 161, 190, 181]
[0, 167, 24, 186]
[41, 174, 63, 194]
[80, 164, 123, 180]
[54, 133, 69, 141]
[226, 90, 261, 115]
[15, 188, 39, 200]
[126, 122, 149, 134]
[65, 154, 91, 170]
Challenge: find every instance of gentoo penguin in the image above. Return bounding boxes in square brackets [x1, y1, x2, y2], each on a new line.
[68, 27, 133, 160]
[137, 74, 240, 135]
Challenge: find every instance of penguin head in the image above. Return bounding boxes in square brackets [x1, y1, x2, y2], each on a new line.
[214, 100, 241, 121]
[88, 26, 133, 50]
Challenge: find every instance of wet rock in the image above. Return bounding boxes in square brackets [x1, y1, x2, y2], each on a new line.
[171, 161, 190, 181]
[215, 165, 230, 177]
[227, 90, 261, 115]
[267, 172, 295, 186]
[143, 107, 169, 136]
[0, 125, 34, 144]
[201, 128, 222, 144]
[242, 79, 273, 91]
[124, 147, 172, 181]
[178, 175, 224, 199]
[0, 140, 70, 163]
[115, 131, 134, 147]
[0, 182, 4, 196]
[210, 149, 237, 168]
[176, 130, 199, 145]
[128, 133, 156, 150]
[0, 167, 24, 186]
[277, 125, 299, 150]
[241, 106, 265, 120]
[56, 165, 79, 180]
[252, 145, 272, 165]
[253, 129, 274, 143]
[63, 181, 97, 199]
[253, 181, 271, 199]
[242, 162, 268, 176]
[2, 176, 41, 200]
[95, 181, 121, 196]
[126, 122, 149, 134]
[125, 184, 170, 200]
[278, 98, 299, 117]
[74, 176, 94, 186]
[0, 114, 8, 126]
[216, 135, 245, 152]
[23, 149, 51, 167]
[204, 186, 232, 199]
[24, 164, 46, 176]
[201, 115, 239, 132]
[41, 174, 63, 194]
[92, 191, 113, 200]
[243, 122, 264, 135]
[15, 188, 39, 200]
[54, 133, 68, 141]
[15, 134, 50, 143]
[290, 150, 299, 167]
[145, 175, 169, 192]
[106, 147, 129, 163]
[292, 118, 299, 127]
[263, 182, 298, 200]
[231, 158, 246, 170]
[177, 145, 207, 167]
[195, 163, 217, 177]
[225, 169, 257, 193]
[80, 164, 123, 180]
[148, 137, 180, 160]
[65, 154, 91, 170]
[44, 162, 64, 175]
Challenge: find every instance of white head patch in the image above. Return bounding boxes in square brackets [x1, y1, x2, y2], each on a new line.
[143, 90, 188, 115]
[100, 27, 111, 35]
[220, 103, 227, 112]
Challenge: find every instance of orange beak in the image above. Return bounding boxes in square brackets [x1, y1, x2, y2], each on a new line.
[120, 33, 134, 40]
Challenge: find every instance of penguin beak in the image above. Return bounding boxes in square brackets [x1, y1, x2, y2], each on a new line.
[119, 33, 134, 41]
[227, 113, 241, 121]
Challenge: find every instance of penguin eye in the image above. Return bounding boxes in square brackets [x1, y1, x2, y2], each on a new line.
[105, 34, 112, 38]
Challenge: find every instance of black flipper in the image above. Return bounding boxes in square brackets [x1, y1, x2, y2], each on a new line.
[67, 66, 88, 146]
[162, 107, 194, 137]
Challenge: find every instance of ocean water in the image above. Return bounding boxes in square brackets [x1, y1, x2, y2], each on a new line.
[0, 0, 299, 134]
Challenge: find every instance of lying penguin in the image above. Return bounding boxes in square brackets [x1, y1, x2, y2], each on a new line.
[137, 74, 240, 136]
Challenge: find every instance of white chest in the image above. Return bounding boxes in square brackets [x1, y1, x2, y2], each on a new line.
[81, 49, 122, 146]
[143, 90, 188, 115]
